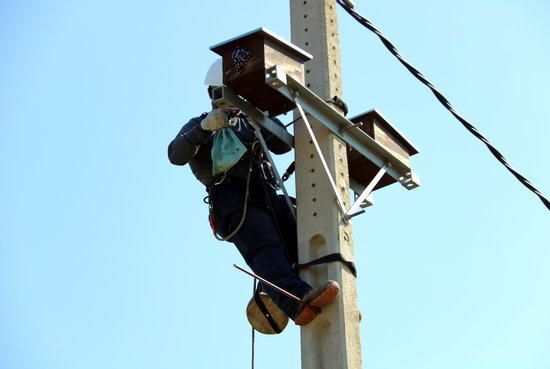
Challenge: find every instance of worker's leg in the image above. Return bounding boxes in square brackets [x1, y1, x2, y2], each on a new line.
[212, 183, 311, 318]
[229, 206, 311, 318]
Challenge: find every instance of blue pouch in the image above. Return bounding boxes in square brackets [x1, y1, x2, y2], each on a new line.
[211, 128, 247, 176]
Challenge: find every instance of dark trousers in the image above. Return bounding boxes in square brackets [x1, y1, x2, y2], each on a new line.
[210, 179, 312, 318]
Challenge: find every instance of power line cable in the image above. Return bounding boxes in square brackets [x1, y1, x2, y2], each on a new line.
[336, 0, 549, 211]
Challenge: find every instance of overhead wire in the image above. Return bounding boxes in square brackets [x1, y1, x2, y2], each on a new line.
[336, 0, 549, 211]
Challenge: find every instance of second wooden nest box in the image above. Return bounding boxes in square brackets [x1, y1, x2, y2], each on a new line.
[348, 109, 419, 191]
[210, 27, 312, 117]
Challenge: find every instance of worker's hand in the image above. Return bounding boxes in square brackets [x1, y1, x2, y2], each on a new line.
[200, 109, 230, 131]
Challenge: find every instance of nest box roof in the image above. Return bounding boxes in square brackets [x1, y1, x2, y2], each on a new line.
[210, 27, 313, 62]
[349, 109, 420, 155]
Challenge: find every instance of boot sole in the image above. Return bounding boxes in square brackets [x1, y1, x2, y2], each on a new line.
[294, 306, 318, 326]
[307, 282, 340, 309]
[294, 282, 340, 326]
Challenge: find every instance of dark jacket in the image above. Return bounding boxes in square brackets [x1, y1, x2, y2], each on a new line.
[167, 113, 290, 186]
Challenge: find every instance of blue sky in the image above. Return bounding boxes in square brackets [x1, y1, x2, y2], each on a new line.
[1, 1, 548, 369]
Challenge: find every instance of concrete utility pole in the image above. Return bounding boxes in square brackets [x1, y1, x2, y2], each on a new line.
[290, 1, 362, 368]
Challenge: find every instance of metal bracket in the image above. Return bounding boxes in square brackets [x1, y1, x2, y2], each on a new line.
[265, 65, 420, 191]
[296, 98, 383, 222]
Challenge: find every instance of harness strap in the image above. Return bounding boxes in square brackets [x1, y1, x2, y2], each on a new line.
[253, 285, 282, 334]
[295, 253, 357, 278]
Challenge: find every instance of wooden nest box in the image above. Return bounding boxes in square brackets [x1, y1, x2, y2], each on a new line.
[348, 109, 419, 191]
[210, 27, 312, 117]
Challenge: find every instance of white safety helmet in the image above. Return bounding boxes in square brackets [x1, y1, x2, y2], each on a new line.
[204, 58, 223, 87]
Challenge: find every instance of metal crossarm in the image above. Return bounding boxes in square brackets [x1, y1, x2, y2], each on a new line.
[265, 65, 420, 191]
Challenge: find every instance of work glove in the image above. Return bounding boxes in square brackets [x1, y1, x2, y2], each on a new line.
[200, 109, 230, 131]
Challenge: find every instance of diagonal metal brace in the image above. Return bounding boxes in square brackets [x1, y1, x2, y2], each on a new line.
[294, 100, 349, 220]
[349, 178, 375, 208]
[346, 163, 389, 219]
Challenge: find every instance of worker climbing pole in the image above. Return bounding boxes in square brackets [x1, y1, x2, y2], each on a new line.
[201, 3, 420, 368]
[171, 1, 422, 367]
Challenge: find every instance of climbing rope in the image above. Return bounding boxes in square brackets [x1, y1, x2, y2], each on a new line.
[336, 0, 549, 211]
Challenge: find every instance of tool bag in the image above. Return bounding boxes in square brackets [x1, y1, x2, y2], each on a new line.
[211, 127, 247, 176]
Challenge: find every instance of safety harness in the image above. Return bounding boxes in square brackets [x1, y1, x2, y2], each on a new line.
[206, 115, 357, 333]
